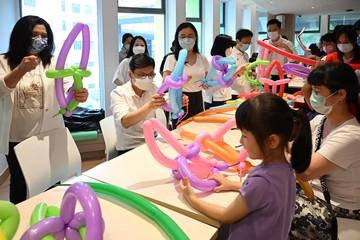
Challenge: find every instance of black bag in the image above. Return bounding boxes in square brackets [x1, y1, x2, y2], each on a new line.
[63, 107, 105, 131]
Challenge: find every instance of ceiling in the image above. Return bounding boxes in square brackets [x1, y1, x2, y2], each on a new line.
[251, 0, 360, 16]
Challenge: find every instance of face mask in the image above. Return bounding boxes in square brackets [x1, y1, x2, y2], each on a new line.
[337, 43, 353, 54]
[225, 47, 232, 57]
[178, 38, 195, 51]
[322, 45, 334, 54]
[134, 77, 153, 91]
[310, 91, 338, 115]
[132, 46, 145, 55]
[30, 37, 48, 54]
[267, 31, 279, 40]
[240, 43, 250, 52]
[124, 44, 130, 51]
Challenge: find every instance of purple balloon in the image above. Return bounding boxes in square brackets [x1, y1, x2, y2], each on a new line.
[20, 217, 64, 240]
[282, 63, 310, 79]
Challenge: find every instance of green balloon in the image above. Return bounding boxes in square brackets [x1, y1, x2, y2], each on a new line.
[0, 200, 20, 240]
[244, 59, 270, 87]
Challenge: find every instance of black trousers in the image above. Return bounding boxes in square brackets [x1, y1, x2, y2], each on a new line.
[6, 142, 27, 204]
[172, 91, 204, 127]
[204, 100, 227, 110]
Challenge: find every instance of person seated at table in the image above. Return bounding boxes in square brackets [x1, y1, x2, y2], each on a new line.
[179, 93, 312, 240]
[294, 62, 360, 235]
[110, 53, 188, 156]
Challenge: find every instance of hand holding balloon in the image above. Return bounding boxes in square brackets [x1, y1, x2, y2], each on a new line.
[208, 173, 242, 192]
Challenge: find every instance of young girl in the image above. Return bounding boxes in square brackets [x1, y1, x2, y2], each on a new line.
[179, 93, 312, 239]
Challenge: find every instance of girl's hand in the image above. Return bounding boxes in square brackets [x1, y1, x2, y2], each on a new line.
[179, 178, 197, 202]
[74, 88, 89, 103]
[209, 173, 241, 192]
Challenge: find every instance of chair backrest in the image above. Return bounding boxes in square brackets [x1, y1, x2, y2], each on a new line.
[99, 115, 117, 161]
[14, 127, 81, 198]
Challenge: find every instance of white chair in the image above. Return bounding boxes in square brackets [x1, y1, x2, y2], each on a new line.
[14, 127, 81, 199]
[155, 109, 168, 128]
[99, 116, 117, 161]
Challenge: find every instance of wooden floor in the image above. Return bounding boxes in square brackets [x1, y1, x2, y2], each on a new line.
[0, 157, 105, 201]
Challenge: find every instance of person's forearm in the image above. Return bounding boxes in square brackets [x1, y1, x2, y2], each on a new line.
[4, 66, 27, 88]
[121, 103, 153, 128]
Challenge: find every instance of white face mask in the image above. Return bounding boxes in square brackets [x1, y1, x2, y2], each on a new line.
[225, 47, 232, 57]
[124, 44, 130, 51]
[337, 43, 354, 54]
[133, 77, 153, 91]
[178, 38, 195, 51]
[267, 31, 279, 41]
[132, 46, 146, 55]
[310, 91, 338, 115]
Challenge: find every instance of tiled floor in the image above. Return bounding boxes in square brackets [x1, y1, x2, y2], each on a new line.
[0, 157, 105, 201]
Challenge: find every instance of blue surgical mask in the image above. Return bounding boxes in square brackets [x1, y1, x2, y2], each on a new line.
[31, 37, 48, 54]
[310, 90, 338, 115]
[240, 43, 250, 52]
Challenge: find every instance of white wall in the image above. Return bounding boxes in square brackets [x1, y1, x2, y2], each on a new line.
[0, 1, 20, 53]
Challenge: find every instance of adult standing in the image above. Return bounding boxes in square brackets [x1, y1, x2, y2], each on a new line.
[163, 22, 210, 126]
[118, 33, 133, 63]
[0, 15, 88, 203]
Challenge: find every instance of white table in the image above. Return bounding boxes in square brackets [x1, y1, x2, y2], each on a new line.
[288, 77, 305, 89]
[83, 120, 261, 227]
[14, 176, 218, 240]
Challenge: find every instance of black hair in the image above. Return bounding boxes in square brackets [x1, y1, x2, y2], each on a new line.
[125, 35, 149, 58]
[173, 22, 200, 60]
[122, 33, 133, 44]
[235, 29, 253, 41]
[308, 62, 360, 122]
[335, 25, 360, 62]
[129, 53, 155, 72]
[4, 15, 54, 70]
[355, 19, 360, 31]
[267, 18, 281, 28]
[210, 34, 233, 57]
[320, 33, 336, 44]
[235, 93, 312, 173]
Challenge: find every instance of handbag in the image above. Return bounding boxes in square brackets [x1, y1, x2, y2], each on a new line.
[289, 116, 338, 240]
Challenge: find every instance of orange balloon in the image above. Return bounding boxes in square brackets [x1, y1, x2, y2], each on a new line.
[193, 116, 232, 124]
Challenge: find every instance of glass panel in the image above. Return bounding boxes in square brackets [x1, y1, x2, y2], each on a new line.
[258, 12, 268, 33]
[118, 0, 162, 8]
[329, 13, 360, 31]
[295, 15, 320, 32]
[220, 2, 224, 25]
[186, 0, 200, 18]
[294, 33, 321, 56]
[117, 13, 165, 86]
[21, 0, 101, 109]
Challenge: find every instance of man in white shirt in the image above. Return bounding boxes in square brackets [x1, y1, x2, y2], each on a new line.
[110, 54, 165, 155]
[265, 19, 297, 92]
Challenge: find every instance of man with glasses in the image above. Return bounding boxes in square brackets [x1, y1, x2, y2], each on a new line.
[110, 53, 165, 155]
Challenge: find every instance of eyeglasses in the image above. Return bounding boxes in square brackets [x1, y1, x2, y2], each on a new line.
[134, 72, 156, 80]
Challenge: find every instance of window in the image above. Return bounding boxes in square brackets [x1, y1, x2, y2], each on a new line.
[117, 1, 165, 86]
[329, 13, 360, 31]
[21, 0, 101, 109]
[24, 0, 35, 7]
[257, 12, 268, 49]
[294, 15, 321, 56]
[186, 0, 202, 52]
[85, 5, 93, 15]
[220, 2, 225, 34]
[72, 3, 80, 13]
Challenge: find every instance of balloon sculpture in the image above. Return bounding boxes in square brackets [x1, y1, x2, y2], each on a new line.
[157, 49, 188, 123]
[296, 27, 310, 56]
[200, 55, 237, 87]
[0, 200, 20, 240]
[45, 22, 91, 117]
[143, 117, 250, 192]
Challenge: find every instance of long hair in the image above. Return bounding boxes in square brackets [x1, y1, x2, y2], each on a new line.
[335, 25, 360, 62]
[210, 34, 233, 57]
[4, 15, 54, 70]
[173, 22, 200, 60]
[235, 93, 312, 173]
[308, 62, 360, 122]
[125, 36, 149, 58]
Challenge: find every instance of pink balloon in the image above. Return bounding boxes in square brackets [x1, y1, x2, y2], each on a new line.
[257, 40, 269, 79]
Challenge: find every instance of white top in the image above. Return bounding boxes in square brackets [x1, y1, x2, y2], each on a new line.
[110, 81, 158, 151]
[203, 60, 232, 103]
[163, 53, 210, 92]
[0, 55, 72, 152]
[310, 115, 360, 210]
[112, 57, 131, 85]
[230, 47, 252, 95]
[264, 36, 298, 75]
